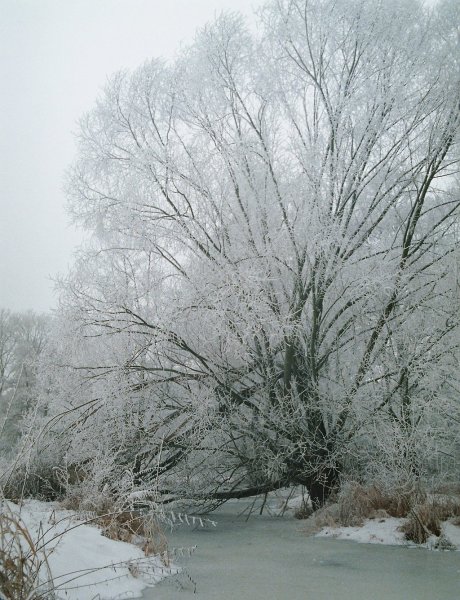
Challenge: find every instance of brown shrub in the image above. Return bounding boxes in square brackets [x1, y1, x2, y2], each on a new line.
[367, 486, 414, 518]
[400, 514, 428, 544]
[338, 483, 414, 526]
[294, 503, 313, 520]
[434, 483, 460, 496]
[400, 507, 439, 544]
[432, 496, 460, 520]
[98, 511, 169, 564]
[59, 490, 114, 516]
[59, 490, 170, 564]
[400, 497, 460, 544]
[0, 502, 54, 600]
[301, 503, 341, 535]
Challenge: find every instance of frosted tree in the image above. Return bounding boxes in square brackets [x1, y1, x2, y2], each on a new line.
[43, 0, 460, 507]
[0, 310, 49, 455]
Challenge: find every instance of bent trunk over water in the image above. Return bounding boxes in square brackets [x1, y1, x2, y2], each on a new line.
[187, 460, 341, 511]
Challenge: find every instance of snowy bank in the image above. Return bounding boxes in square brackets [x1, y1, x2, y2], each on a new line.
[3, 500, 176, 600]
[316, 517, 406, 546]
[315, 516, 460, 551]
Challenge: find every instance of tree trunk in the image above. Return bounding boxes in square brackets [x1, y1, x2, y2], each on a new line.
[304, 466, 340, 509]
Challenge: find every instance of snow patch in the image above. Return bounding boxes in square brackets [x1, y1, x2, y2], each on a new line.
[316, 516, 460, 551]
[6, 500, 176, 600]
[442, 521, 460, 549]
[316, 517, 406, 546]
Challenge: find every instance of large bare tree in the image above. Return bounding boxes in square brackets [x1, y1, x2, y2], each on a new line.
[37, 0, 460, 507]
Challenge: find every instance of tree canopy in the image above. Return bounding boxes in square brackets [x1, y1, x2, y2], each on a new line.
[12, 0, 460, 508]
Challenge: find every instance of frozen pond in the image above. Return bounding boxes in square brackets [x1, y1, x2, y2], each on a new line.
[143, 500, 460, 600]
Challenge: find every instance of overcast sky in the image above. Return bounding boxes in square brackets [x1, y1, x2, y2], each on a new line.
[0, 0, 258, 313]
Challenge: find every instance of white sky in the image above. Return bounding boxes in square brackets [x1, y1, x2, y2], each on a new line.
[0, 0, 258, 313]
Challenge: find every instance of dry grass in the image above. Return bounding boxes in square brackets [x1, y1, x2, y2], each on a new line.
[400, 496, 460, 544]
[97, 510, 169, 564]
[302, 482, 460, 548]
[293, 502, 313, 520]
[57, 481, 171, 565]
[301, 502, 341, 535]
[304, 481, 427, 533]
[59, 489, 114, 516]
[434, 483, 460, 496]
[0, 501, 54, 600]
[400, 508, 439, 544]
[338, 482, 416, 526]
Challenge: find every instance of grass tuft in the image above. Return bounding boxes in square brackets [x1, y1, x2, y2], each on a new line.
[400, 496, 460, 544]
[0, 499, 55, 600]
[97, 510, 169, 563]
[338, 482, 415, 526]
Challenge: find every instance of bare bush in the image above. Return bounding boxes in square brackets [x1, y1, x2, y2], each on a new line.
[97, 510, 169, 563]
[338, 482, 417, 526]
[401, 508, 439, 544]
[293, 503, 313, 520]
[0, 500, 54, 600]
[303, 503, 341, 534]
[401, 496, 460, 544]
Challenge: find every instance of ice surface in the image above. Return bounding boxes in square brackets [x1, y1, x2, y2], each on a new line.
[143, 499, 460, 600]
